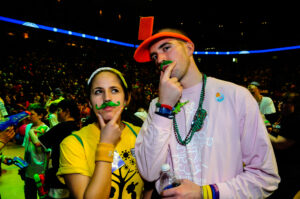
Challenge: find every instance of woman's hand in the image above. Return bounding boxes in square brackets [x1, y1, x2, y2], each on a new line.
[97, 107, 123, 146]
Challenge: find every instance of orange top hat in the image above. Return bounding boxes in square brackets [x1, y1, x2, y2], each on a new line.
[134, 32, 192, 63]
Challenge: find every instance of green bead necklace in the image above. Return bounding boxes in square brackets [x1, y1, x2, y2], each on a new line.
[173, 74, 207, 146]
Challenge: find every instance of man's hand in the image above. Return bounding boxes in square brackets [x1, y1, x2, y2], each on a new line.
[159, 61, 183, 107]
[161, 179, 202, 199]
[97, 107, 123, 146]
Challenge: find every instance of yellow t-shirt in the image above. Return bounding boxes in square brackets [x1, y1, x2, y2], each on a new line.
[57, 122, 144, 199]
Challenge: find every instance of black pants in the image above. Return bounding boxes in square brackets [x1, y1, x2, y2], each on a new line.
[24, 177, 38, 199]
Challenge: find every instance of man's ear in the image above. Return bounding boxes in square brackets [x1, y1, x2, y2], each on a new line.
[186, 41, 195, 56]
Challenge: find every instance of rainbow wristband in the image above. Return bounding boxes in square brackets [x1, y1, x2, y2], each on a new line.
[95, 143, 115, 163]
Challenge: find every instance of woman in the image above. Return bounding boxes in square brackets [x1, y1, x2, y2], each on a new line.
[57, 67, 151, 199]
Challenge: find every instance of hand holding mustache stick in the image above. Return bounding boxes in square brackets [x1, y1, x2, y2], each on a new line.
[96, 102, 123, 146]
[159, 61, 183, 107]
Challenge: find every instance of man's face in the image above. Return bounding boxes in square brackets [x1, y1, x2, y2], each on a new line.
[57, 107, 65, 122]
[149, 38, 191, 81]
[248, 85, 259, 97]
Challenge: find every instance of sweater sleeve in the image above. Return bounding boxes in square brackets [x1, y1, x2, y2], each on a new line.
[135, 98, 173, 181]
[217, 88, 280, 199]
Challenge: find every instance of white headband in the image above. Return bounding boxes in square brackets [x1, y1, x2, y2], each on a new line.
[87, 67, 128, 88]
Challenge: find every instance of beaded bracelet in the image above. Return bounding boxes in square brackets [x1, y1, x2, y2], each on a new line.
[95, 143, 115, 163]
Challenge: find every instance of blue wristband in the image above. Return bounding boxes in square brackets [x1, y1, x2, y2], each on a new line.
[155, 107, 174, 119]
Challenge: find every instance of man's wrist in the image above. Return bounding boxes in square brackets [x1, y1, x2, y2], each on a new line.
[155, 106, 174, 119]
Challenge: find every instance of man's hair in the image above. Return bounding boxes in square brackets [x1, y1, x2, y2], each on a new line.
[57, 99, 80, 122]
[28, 103, 47, 117]
[49, 103, 58, 114]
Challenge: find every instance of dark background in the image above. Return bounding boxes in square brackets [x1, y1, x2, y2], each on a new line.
[1, 0, 299, 95]
[1, 0, 300, 49]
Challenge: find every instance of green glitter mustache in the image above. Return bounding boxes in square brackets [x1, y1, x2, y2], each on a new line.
[160, 60, 173, 71]
[95, 101, 121, 110]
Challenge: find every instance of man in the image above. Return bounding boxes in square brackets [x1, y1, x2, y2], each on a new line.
[38, 99, 80, 199]
[134, 28, 280, 198]
[248, 81, 276, 125]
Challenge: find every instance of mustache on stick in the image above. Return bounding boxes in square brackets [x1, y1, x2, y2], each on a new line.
[95, 101, 121, 110]
[160, 60, 173, 71]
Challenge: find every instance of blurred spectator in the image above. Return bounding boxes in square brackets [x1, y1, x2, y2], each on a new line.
[39, 99, 80, 199]
[47, 103, 59, 128]
[134, 107, 148, 122]
[0, 97, 8, 121]
[22, 103, 49, 199]
[268, 92, 300, 199]
[248, 81, 277, 125]
[46, 88, 65, 108]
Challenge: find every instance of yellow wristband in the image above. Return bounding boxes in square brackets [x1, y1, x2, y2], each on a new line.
[202, 185, 208, 199]
[206, 185, 212, 199]
[95, 143, 115, 162]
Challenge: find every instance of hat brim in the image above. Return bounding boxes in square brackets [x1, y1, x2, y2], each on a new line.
[133, 32, 192, 63]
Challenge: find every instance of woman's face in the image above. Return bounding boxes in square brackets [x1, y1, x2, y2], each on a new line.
[89, 71, 126, 123]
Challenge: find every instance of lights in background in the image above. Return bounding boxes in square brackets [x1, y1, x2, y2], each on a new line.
[1, 16, 300, 54]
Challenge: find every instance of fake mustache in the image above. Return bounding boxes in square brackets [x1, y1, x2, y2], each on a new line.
[95, 101, 121, 110]
[160, 60, 173, 71]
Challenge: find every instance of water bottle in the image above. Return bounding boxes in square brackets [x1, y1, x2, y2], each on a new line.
[159, 163, 180, 193]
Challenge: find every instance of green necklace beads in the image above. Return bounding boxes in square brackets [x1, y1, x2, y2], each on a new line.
[173, 74, 207, 146]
